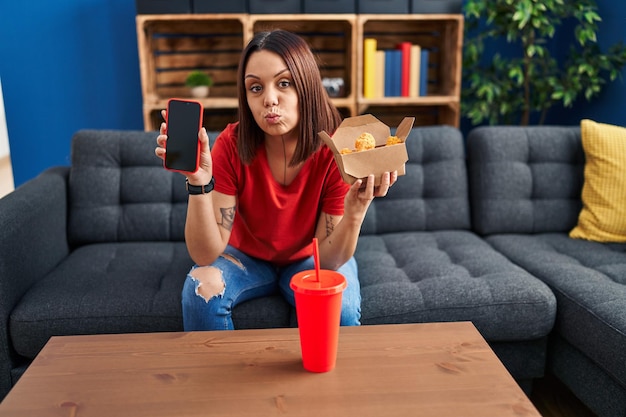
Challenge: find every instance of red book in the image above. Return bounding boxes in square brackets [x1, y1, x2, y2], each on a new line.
[397, 42, 412, 97]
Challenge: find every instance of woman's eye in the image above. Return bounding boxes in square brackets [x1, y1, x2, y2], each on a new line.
[278, 80, 291, 88]
[249, 84, 262, 93]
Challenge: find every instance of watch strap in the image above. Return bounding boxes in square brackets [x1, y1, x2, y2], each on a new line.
[186, 177, 215, 195]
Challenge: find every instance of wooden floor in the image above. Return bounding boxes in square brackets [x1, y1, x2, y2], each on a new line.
[530, 373, 598, 417]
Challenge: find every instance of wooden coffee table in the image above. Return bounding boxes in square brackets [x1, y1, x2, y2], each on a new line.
[0, 322, 540, 416]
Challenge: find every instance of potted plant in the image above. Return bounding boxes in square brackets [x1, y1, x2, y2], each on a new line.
[185, 70, 213, 98]
[462, 0, 626, 125]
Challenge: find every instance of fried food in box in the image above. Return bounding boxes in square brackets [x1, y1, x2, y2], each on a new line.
[318, 114, 415, 185]
[355, 132, 376, 152]
[341, 133, 403, 154]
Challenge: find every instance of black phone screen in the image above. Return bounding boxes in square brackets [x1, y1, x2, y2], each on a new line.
[165, 99, 203, 172]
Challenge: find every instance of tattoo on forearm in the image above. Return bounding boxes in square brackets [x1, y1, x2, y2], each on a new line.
[219, 206, 236, 231]
[325, 214, 335, 237]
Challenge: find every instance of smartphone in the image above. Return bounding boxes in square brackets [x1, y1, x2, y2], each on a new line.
[164, 99, 204, 173]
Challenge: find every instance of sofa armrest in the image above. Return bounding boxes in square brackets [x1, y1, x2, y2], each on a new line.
[0, 166, 70, 398]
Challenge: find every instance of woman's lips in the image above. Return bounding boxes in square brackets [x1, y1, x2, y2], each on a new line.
[265, 113, 280, 124]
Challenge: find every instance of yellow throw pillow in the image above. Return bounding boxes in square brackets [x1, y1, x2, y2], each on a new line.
[570, 119, 626, 242]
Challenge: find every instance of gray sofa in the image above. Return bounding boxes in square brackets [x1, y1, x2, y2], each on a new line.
[468, 126, 626, 417]
[0, 124, 615, 416]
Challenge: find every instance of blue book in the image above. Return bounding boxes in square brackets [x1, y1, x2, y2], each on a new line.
[384, 50, 394, 97]
[394, 49, 402, 97]
[420, 49, 429, 96]
[392, 50, 402, 96]
[384, 50, 402, 97]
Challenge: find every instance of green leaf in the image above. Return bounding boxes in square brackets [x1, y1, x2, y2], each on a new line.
[584, 11, 601, 24]
[551, 90, 564, 100]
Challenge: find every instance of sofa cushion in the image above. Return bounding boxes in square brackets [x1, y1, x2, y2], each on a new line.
[68, 130, 189, 245]
[361, 126, 471, 235]
[9, 239, 297, 360]
[570, 119, 626, 242]
[10, 242, 193, 359]
[467, 126, 584, 235]
[485, 233, 626, 389]
[356, 230, 556, 342]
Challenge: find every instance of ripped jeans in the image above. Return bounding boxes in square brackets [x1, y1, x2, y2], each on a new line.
[181, 245, 361, 331]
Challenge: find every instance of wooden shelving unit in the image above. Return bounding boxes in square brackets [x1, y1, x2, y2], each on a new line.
[136, 13, 463, 131]
[136, 14, 247, 130]
[357, 14, 463, 127]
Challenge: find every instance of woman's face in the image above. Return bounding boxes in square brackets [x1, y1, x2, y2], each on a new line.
[244, 50, 300, 140]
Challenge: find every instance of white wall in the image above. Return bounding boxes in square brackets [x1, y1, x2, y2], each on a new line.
[0, 78, 9, 158]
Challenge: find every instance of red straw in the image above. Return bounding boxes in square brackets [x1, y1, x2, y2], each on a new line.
[312, 237, 321, 282]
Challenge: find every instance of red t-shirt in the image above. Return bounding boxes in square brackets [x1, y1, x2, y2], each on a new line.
[211, 123, 349, 265]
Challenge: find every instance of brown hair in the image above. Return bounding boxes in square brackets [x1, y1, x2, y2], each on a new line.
[236, 29, 342, 166]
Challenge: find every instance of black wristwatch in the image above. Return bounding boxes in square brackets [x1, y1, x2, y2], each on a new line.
[186, 177, 215, 195]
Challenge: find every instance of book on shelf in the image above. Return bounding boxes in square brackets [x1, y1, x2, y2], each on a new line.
[420, 48, 429, 96]
[375, 49, 385, 98]
[393, 50, 402, 96]
[384, 49, 402, 97]
[398, 42, 412, 97]
[363, 38, 377, 98]
[384, 50, 393, 97]
[409, 44, 421, 98]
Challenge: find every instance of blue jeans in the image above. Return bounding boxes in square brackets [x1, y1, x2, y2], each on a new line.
[181, 245, 361, 331]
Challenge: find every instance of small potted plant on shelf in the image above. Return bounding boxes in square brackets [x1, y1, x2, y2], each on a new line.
[185, 70, 213, 98]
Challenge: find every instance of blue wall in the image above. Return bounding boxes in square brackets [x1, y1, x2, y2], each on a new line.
[545, 0, 626, 127]
[1, 1, 625, 186]
[0, 0, 143, 186]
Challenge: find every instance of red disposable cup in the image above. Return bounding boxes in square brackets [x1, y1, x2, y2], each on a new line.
[290, 269, 347, 372]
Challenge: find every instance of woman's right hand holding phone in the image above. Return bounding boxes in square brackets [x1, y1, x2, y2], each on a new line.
[155, 109, 214, 185]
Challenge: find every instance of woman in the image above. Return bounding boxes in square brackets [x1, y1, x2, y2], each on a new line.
[155, 30, 396, 331]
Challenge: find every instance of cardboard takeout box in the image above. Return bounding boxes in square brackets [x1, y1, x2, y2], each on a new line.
[319, 114, 415, 185]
